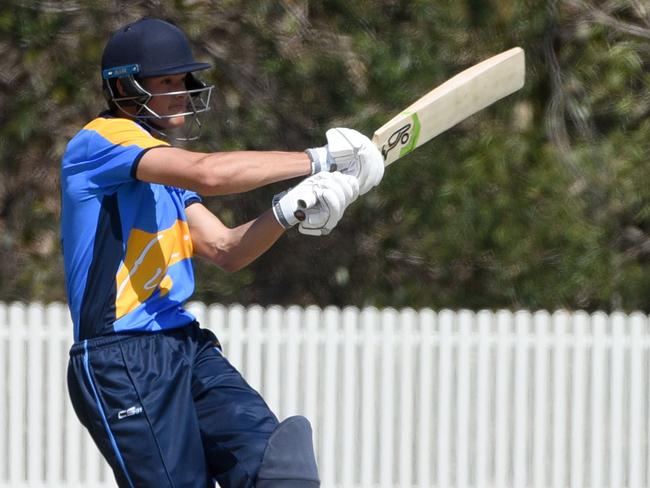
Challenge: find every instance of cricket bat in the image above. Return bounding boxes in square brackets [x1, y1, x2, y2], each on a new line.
[294, 48, 525, 221]
[374, 47, 525, 166]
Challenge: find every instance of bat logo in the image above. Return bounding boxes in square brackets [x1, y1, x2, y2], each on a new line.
[382, 123, 412, 160]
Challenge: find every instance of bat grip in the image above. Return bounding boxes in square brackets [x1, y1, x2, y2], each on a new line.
[294, 199, 307, 222]
[293, 192, 319, 222]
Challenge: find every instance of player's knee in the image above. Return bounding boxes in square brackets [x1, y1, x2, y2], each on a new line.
[255, 415, 319, 487]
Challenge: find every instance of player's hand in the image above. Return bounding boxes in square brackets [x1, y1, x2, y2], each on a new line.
[306, 128, 384, 195]
[272, 172, 359, 236]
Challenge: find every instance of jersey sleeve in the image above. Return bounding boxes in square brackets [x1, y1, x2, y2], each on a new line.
[63, 118, 169, 193]
[180, 189, 202, 207]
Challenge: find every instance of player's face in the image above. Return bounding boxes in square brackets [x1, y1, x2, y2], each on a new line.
[141, 74, 189, 129]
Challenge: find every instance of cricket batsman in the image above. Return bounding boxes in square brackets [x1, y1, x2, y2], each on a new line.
[61, 17, 383, 488]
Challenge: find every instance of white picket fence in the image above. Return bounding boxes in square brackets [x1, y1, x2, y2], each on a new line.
[0, 302, 649, 488]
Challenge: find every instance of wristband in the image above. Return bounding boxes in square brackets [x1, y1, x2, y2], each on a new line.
[271, 190, 294, 229]
[306, 147, 335, 174]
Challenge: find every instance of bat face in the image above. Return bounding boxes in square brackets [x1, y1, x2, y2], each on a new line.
[373, 47, 525, 166]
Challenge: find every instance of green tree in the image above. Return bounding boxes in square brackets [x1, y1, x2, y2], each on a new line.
[3, 1, 650, 312]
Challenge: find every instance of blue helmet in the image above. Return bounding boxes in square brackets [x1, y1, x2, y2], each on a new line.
[101, 18, 213, 140]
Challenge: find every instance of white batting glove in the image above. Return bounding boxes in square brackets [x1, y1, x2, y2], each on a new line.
[306, 128, 384, 195]
[272, 172, 360, 236]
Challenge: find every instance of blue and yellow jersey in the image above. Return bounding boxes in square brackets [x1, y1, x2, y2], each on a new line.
[61, 116, 201, 341]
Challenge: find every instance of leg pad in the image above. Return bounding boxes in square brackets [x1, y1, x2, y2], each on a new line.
[255, 416, 320, 488]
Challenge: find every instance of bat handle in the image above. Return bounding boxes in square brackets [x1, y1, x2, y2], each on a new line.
[293, 192, 319, 222]
[294, 199, 307, 222]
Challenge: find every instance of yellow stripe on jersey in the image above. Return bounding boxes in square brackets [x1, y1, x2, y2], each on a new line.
[115, 219, 193, 319]
[84, 117, 170, 149]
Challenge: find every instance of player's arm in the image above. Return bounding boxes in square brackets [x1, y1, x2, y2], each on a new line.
[186, 172, 360, 271]
[135, 127, 385, 197]
[136, 147, 312, 196]
[186, 202, 284, 272]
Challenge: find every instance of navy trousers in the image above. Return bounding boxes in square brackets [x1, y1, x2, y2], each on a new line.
[67, 323, 279, 488]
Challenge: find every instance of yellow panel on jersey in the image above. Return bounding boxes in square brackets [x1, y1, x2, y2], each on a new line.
[84, 117, 170, 149]
[115, 219, 194, 319]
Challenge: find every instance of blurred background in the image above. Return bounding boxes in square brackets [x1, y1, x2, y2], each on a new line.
[1, 0, 650, 312]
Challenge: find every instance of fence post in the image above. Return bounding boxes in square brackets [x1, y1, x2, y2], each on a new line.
[495, 310, 513, 487]
[456, 310, 472, 488]
[570, 312, 588, 488]
[45, 303, 65, 485]
[610, 312, 626, 487]
[303, 306, 321, 458]
[245, 305, 263, 392]
[321, 306, 340, 487]
[8, 303, 26, 485]
[263, 306, 282, 415]
[360, 307, 378, 487]
[629, 312, 646, 488]
[0, 303, 7, 483]
[437, 309, 453, 488]
[514, 310, 531, 488]
[398, 308, 416, 488]
[341, 306, 358, 487]
[590, 312, 607, 488]
[533, 310, 550, 488]
[475, 310, 492, 488]
[552, 310, 569, 488]
[27, 303, 45, 485]
[226, 304, 245, 371]
[417, 309, 435, 488]
[284, 306, 302, 417]
[378, 308, 396, 488]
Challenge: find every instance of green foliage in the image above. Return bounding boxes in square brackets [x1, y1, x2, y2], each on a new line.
[3, 1, 650, 312]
